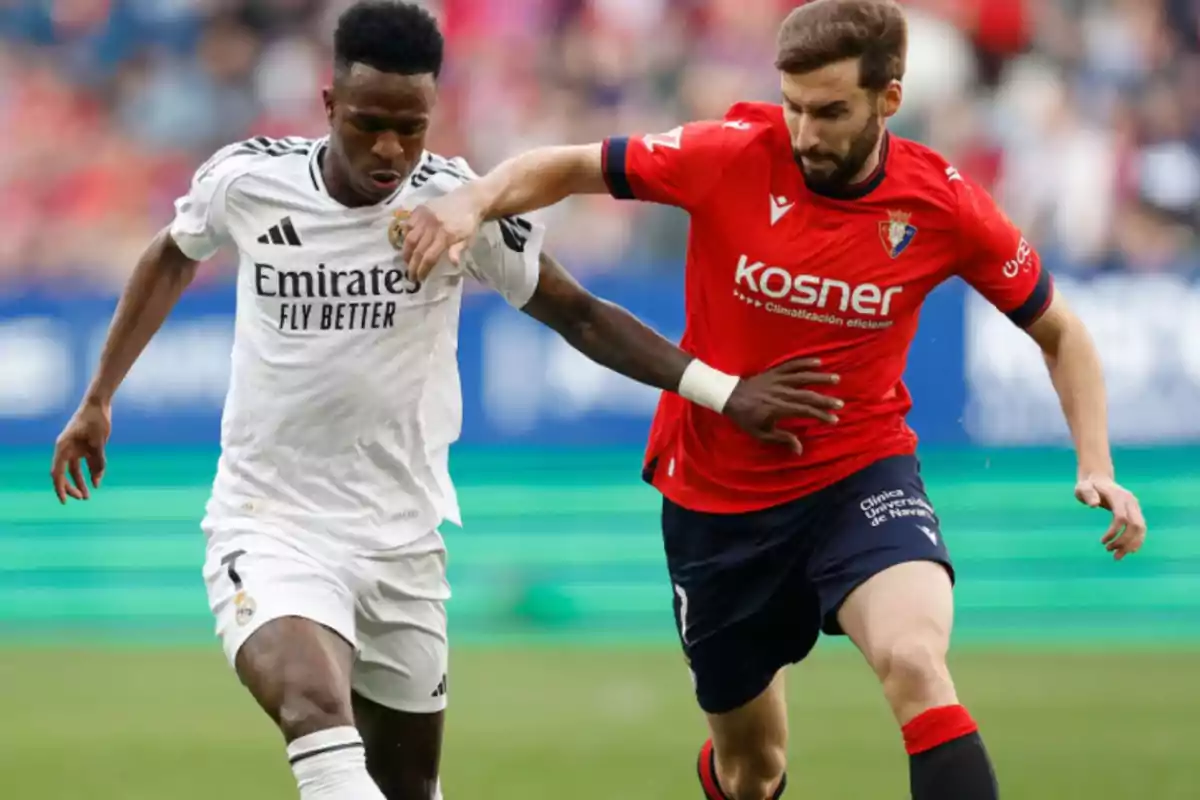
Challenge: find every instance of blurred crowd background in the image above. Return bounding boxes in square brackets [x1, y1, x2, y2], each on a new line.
[3, 6, 1199, 795]
[2, 0, 1199, 291]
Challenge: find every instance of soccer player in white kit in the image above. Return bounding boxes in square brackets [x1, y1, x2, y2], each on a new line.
[48, 2, 845, 799]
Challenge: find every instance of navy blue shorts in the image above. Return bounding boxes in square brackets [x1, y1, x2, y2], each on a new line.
[662, 454, 954, 715]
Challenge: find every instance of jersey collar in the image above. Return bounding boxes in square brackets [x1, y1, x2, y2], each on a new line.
[307, 137, 330, 195]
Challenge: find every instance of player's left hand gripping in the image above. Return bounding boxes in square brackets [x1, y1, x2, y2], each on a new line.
[398, 194, 482, 281]
[1075, 476, 1147, 560]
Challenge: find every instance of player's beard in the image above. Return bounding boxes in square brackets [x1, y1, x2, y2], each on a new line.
[794, 114, 883, 194]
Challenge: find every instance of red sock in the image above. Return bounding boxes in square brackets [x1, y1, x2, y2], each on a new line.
[901, 705, 979, 756]
[697, 739, 727, 800]
[697, 739, 788, 800]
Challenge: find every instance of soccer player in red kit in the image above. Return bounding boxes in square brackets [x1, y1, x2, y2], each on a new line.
[401, 1, 1148, 798]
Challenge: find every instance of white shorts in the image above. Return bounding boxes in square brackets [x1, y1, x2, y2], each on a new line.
[202, 522, 450, 714]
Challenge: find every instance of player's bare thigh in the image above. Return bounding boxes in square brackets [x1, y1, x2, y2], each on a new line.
[705, 671, 789, 800]
[836, 560, 958, 724]
[235, 616, 357, 741]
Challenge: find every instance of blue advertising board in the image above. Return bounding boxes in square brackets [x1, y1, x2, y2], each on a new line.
[1, 272, 1196, 448]
[963, 273, 1200, 445]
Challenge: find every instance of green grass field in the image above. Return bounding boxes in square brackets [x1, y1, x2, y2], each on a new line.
[3, 447, 1199, 797]
[1, 646, 1197, 799]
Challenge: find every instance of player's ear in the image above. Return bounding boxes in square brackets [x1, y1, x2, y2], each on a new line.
[880, 80, 903, 119]
[322, 87, 336, 124]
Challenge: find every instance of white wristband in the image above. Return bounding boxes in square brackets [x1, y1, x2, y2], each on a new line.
[678, 359, 740, 413]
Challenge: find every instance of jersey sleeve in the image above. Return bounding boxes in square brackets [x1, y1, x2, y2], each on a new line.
[460, 214, 546, 308]
[600, 121, 736, 210]
[169, 143, 245, 261]
[440, 156, 545, 308]
[954, 175, 1053, 328]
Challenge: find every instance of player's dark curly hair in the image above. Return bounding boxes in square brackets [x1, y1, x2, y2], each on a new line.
[333, 0, 444, 79]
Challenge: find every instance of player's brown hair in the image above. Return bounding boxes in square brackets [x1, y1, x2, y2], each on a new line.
[774, 0, 908, 92]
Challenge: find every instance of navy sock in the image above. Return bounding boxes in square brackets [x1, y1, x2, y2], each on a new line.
[904, 706, 999, 800]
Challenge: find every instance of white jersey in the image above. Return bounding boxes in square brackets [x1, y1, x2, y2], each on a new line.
[170, 136, 544, 550]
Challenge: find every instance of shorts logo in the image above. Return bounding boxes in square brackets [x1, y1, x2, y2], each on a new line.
[234, 591, 257, 626]
[860, 488, 936, 528]
[430, 674, 448, 699]
[879, 209, 917, 259]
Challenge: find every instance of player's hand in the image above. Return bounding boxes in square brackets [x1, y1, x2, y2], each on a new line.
[51, 400, 111, 504]
[397, 191, 484, 281]
[1075, 475, 1147, 560]
[724, 358, 842, 454]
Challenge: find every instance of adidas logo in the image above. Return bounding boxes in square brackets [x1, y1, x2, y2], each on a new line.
[430, 674, 448, 699]
[257, 217, 302, 246]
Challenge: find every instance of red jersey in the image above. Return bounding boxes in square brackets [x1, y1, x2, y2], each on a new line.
[600, 102, 1052, 514]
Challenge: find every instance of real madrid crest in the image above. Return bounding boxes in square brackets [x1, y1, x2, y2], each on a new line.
[879, 209, 917, 259]
[234, 590, 257, 626]
[388, 209, 411, 250]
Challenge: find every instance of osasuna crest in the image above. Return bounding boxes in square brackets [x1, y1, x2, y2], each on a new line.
[388, 209, 411, 250]
[879, 209, 917, 259]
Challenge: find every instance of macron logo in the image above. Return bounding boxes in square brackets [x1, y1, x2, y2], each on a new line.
[769, 195, 795, 226]
[945, 166, 963, 183]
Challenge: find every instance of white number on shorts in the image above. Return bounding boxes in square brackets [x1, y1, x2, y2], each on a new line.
[220, 549, 247, 590]
[675, 583, 690, 644]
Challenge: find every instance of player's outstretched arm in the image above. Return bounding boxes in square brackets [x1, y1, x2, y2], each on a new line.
[50, 230, 199, 503]
[467, 144, 608, 218]
[955, 170, 1146, 559]
[520, 253, 843, 451]
[402, 145, 605, 280]
[1024, 289, 1147, 559]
